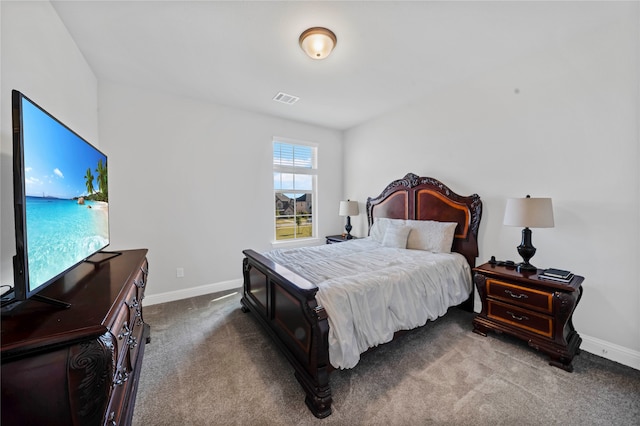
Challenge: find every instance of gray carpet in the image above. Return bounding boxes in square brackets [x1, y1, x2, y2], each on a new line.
[132, 289, 640, 425]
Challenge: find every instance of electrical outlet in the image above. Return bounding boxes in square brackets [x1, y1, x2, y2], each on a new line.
[176, 267, 184, 278]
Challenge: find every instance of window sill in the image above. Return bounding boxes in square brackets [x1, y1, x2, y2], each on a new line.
[271, 237, 323, 249]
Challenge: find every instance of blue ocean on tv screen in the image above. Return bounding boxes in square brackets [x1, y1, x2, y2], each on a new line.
[26, 196, 109, 291]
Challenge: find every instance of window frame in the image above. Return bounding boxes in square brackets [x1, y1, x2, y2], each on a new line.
[272, 137, 318, 244]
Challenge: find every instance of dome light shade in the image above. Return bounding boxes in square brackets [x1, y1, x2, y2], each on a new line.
[299, 27, 337, 60]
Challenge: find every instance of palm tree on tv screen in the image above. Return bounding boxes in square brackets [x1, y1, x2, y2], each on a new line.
[84, 167, 95, 196]
[96, 159, 108, 197]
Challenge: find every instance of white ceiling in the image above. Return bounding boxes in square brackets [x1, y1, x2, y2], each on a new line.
[51, 1, 619, 130]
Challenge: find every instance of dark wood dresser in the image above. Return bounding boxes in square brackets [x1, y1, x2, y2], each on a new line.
[1, 249, 150, 426]
[472, 262, 583, 372]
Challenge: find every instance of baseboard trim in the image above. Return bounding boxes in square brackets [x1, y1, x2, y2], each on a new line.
[580, 333, 640, 371]
[144, 279, 242, 306]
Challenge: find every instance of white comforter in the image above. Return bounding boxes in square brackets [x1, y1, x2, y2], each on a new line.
[263, 238, 472, 369]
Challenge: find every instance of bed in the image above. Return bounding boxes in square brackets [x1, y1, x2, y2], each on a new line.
[240, 173, 482, 418]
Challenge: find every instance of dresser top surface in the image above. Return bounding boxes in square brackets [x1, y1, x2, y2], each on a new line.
[1, 249, 148, 357]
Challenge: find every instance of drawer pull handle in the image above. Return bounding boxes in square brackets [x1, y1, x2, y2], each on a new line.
[127, 335, 138, 350]
[506, 311, 529, 321]
[134, 278, 146, 289]
[127, 297, 140, 309]
[504, 289, 528, 299]
[114, 369, 129, 386]
[134, 307, 144, 326]
[118, 322, 131, 340]
[107, 411, 117, 426]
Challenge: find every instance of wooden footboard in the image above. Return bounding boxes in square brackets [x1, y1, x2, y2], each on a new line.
[240, 249, 332, 418]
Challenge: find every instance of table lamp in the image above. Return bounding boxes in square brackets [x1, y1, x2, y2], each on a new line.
[339, 200, 359, 239]
[503, 195, 554, 273]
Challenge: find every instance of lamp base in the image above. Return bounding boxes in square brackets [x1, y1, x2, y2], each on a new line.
[516, 262, 537, 273]
[516, 227, 538, 273]
[344, 216, 353, 239]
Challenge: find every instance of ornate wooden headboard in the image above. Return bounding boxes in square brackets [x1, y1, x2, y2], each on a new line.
[366, 173, 482, 267]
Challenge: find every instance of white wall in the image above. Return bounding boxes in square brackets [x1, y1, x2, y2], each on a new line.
[343, 2, 640, 368]
[98, 82, 343, 303]
[1, 1, 99, 286]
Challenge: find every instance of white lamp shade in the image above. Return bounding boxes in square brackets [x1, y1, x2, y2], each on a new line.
[504, 197, 554, 228]
[339, 200, 359, 217]
[299, 27, 337, 59]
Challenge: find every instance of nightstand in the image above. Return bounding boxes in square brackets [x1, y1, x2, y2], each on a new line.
[472, 262, 584, 372]
[325, 235, 357, 244]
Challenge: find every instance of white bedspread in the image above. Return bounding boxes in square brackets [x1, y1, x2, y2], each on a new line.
[263, 238, 472, 369]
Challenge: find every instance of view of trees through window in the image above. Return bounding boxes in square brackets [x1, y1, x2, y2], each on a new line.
[273, 140, 316, 240]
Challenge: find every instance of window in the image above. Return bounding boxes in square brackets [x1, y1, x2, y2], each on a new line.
[273, 139, 317, 241]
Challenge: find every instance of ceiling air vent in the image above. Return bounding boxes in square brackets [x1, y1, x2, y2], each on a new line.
[273, 92, 300, 105]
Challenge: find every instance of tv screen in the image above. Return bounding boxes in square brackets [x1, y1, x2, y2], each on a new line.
[11, 90, 110, 304]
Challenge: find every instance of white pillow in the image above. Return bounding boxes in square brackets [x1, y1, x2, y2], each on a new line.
[381, 223, 411, 248]
[406, 220, 457, 253]
[370, 217, 405, 242]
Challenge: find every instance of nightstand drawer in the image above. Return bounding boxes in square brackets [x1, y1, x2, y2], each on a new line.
[488, 300, 553, 338]
[486, 279, 553, 314]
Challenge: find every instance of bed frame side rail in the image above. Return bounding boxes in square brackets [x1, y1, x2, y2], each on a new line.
[240, 249, 332, 418]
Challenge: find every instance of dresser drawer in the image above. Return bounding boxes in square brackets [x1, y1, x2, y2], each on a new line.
[133, 260, 149, 302]
[486, 279, 553, 314]
[127, 309, 144, 365]
[104, 368, 128, 426]
[488, 300, 553, 338]
[110, 303, 132, 367]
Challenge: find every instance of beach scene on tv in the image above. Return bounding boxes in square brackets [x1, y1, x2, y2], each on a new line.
[22, 99, 109, 292]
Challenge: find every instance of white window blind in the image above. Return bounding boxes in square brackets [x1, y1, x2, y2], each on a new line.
[273, 142, 315, 171]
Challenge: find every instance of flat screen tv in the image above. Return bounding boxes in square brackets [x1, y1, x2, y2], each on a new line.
[5, 90, 115, 308]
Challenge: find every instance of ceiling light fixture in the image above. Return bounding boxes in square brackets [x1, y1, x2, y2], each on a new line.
[299, 27, 337, 60]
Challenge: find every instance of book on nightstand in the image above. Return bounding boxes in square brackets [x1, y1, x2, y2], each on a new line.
[540, 268, 574, 283]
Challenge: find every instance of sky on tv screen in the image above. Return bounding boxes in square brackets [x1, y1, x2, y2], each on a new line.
[22, 98, 106, 200]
